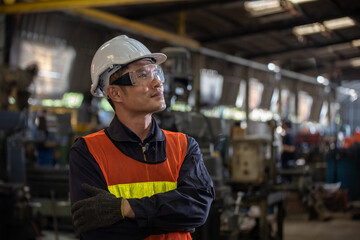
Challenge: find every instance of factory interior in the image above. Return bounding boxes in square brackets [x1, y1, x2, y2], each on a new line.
[1, 0, 360, 239]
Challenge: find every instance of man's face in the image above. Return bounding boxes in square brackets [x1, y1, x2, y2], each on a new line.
[118, 60, 166, 114]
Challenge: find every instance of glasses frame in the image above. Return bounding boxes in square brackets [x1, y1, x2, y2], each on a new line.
[110, 64, 164, 86]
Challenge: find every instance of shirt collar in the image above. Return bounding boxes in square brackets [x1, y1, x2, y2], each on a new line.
[106, 116, 165, 143]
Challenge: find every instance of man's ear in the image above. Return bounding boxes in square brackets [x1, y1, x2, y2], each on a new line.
[107, 85, 123, 103]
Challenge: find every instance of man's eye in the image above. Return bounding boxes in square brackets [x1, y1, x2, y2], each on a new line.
[136, 71, 148, 79]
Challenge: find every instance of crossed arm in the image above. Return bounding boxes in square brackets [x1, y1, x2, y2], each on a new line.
[69, 137, 215, 239]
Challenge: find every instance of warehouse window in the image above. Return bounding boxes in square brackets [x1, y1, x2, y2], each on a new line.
[270, 88, 280, 113]
[248, 78, 264, 110]
[200, 69, 223, 107]
[235, 80, 246, 109]
[18, 40, 76, 100]
[319, 101, 328, 125]
[298, 91, 313, 122]
[281, 89, 295, 119]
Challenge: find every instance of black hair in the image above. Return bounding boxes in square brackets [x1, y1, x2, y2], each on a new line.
[283, 119, 292, 129]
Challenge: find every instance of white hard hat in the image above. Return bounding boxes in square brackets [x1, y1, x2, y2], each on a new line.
[90, 35, 167, 97]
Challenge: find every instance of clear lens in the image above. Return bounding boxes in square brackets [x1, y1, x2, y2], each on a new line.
[129, 64, 165, 85]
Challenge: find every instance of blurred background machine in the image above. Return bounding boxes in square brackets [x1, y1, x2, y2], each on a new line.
[0, 24, 358, 240]
[230, 136, 271, 183]
[161, 47, 193, 108]
[0, 46, 346, 240]
[0, 110, 38, 239]
[222, 128, 285, 240]
[0, 64, 38, 111]
[155, 48, 285, 240]
[0, 65, 72, 239]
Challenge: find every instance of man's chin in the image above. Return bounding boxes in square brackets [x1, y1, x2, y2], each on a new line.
[154, 103, 166, 113]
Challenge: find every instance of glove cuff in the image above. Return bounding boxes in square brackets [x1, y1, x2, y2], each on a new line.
[105, 196, 124, 223]
[120, 198, 125, 218]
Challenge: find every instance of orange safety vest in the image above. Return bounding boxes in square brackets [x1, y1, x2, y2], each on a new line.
[83, 129, 192, 240]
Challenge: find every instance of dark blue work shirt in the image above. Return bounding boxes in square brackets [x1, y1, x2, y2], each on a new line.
[281, 132, 296, 168]
[69, 116, 215, 240]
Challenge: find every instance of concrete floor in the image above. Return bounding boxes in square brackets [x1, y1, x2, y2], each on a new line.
[40, 203, 360, 240]
[284, 217, 360, 240]
[284, 219, 360, 240]
[283, 201, 360, 240]
[41, 230, 77, 240]
[42, 215, 360, 240]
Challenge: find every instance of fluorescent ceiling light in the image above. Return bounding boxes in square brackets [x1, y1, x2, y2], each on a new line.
[352, 39, 360, 47]
[289, 0, 317, 4]
[293, 17, 356, 36]
[350, 57, 360, 67]
[244, 0, 283, 16]
[349, 89, 358, 102]
[293, 23, 325, 36]
[267, 62, 280, 72]
[338, 87, 358, 102]
[323, 17, 355, 30]
[316, 76, 329, 85]
[245, 0, 280, 11]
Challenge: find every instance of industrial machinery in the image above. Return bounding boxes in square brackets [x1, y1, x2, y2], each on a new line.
[161, 47, 193, 107]
[0, 64, 38, 111]
[0, 111, 72, 239]
[0, 64, 72, 239]
[230, 136, 271, 183]
[0, 184, 37, 240]
[155, 47, 286, 240]
[224, 130, 285, 240]
[0, 111, 37, 239]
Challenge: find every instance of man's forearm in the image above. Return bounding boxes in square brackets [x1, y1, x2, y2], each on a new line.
[123, 199, 135, 218]
[283, 144, 295, 152]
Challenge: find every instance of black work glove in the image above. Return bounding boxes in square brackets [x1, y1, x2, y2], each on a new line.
[71, 183, 124, 233]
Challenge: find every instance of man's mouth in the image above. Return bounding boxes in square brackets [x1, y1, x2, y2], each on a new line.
[151, 92, 163, 98]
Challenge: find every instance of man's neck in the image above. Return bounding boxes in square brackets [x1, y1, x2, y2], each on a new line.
[116, 112, 153, 142]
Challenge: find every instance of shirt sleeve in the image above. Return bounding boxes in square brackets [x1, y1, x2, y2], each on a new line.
[69, 139, 150, 240]
[283, 133, 295, 147]
[128, 135, 215, 232]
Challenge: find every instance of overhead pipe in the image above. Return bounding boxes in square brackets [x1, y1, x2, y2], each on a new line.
[199, 46, 318, 85]
[1, 0, 319, 85]
[69, 8, 201, 50]
[0, 0, 188, 14]
[69, 8, 318, 85]
[177, 11, 186, 37]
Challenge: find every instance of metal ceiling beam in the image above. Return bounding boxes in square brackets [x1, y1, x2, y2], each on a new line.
[201, 11, 360, 44]
[69, 8, 201, 50]
[1, 0, 320, 85]
[70, 8, 318, 85]
[297, 64, 360, 81]
[199, 47, 318, 85]
[246, 36, 360, 59]
[177, 11, 186, 37]
[0, 0, 188, 14]
[332, 68, 360, 81]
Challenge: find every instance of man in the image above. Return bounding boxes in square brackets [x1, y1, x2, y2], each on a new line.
[69, 35, 215, 240]
[281, 119, 296, 170]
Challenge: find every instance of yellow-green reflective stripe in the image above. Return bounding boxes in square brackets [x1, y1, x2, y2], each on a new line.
[108, 181, 177, 198]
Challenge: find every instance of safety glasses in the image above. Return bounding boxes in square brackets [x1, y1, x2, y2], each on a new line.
[111, 64, 165, 86]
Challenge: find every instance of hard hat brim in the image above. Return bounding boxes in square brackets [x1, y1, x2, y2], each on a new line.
[132, 52, 167, 66]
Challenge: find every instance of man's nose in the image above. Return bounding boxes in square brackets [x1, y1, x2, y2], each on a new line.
[151, 73, 164, 86]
